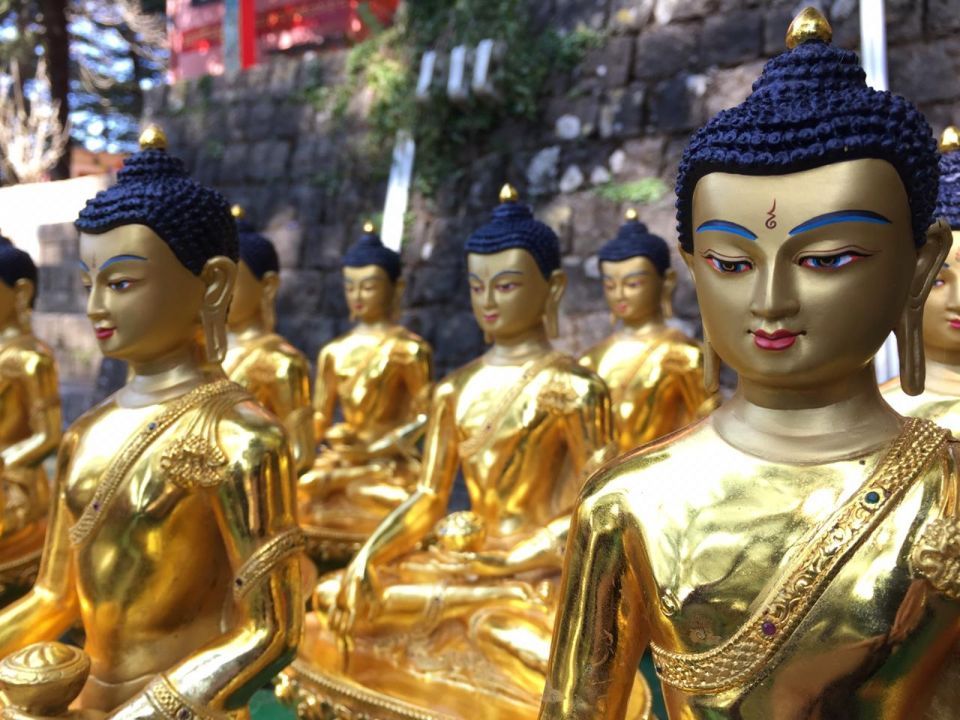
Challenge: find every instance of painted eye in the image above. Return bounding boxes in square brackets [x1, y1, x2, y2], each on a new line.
[496, 282, 519, 292]
[470, 285, 483, 295]
[798, 252, 867, 270]
[705, 256, 753, 274]
[934, 278, 947, 288]
[108, 280, 132, 291]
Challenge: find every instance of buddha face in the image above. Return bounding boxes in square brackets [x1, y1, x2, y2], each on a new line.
[923, 230, 960, 358]
[228, 260, 263, 328]
[79, 224, 207, 363]
[468, 248, 564, 342]
[343, 265, 393, 324]
[687, 158, 941, 390]
[601, 256, 662, 325]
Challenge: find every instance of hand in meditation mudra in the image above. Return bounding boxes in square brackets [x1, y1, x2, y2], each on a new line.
[278, 186, 652, 720]
[297, 222, 434, 562]
[0, 126, 302, 720]
[0, 243, 61, 602]
[223, 205, 315, 474]
[580, 209, 716, 453]
[539, 9, 960, 720]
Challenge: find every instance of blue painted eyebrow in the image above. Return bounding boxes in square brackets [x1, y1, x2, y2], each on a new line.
[77, 260, 89, 272]
[695, 220, 757, 241]
[789, 210, 891, 236]
[98, 254, 148, 270]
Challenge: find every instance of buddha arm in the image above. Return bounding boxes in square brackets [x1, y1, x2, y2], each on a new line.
[538, 489, 647, 720]
[448, 374, 614, 578]
[357, 382, 458, 568]
[671, 352, 716, 420]
[278, 355, 315, 473]
[366, 346, 434, 456]
[0, 432, 80, 655]
[312, 347, 336, 442]
[113, 422, 302, 717]
[1, 352, 61, 468]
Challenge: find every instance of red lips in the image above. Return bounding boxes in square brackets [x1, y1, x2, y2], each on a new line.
[752, 329, 801, 351]
[483, 313, 499, 324]
[95, 327, 115, 340]
[949, 319, 960, 330]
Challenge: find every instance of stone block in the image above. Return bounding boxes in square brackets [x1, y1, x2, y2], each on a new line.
[545, 81, 601, 138]
[884, 0, 923, 45]
[220, 142, 249, 183]
[432, 309, 485, 376]
[701, 9, 762, 67]
[277, 269, 324, 319]
[407, 263, 464, 305]
[37, 222, 77, 265]
[890, 40, 960, 105]
[270, 58, 301, 96]
[649, 74, 708, 132]
[302, 223, 350, 270]
[36, 266, 84, 313]
[249, 140, 291, 182]
[290, 138, 320, 179]
[552, 0, 610, 31]
[763, 5, 795, 55]
[225, 101, 249, 142]
[705, 60, 765, 117]
[654, 0, 717, 25]
[264, 204, 304, 268]
[599, 82, 646, 138]
[615, 137, 665, 179]
[526, 146, 562, 196]
[634, 24, 699, 80]
[581, 35, 635, 88]
[608, 0, 655, 31]
[927, 0, 960, 36]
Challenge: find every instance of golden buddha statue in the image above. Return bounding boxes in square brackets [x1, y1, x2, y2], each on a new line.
[278, 186, 652, 720]
[0, 127, 302, 718]
[297, 222, 433, 562]
[0, 243, 61, 600]
[223, 205, 315, 474]
[580, 209, 714, 453]
[539, 10, 960, 719]
[884, 127, 960, 435]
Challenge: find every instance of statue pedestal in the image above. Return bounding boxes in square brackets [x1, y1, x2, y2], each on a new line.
[280, 615, 654, 720]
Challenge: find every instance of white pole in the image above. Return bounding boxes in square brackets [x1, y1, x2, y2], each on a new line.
[859, 0, 899, 383]
[381, 130, 415, 252]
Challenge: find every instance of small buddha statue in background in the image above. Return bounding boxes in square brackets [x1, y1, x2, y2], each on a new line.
[297, 222, 433, 562]
[539, 10, 960, 720]
[280, 186, 652, 720]
[580, 209, 714, 453]
[0, 126, 301, 718]
[0, 242, 61, 601]
[884, 127, 960, 434]
[223, 205, 315, 473]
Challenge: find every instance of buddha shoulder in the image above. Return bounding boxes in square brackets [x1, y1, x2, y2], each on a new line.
[657, 328, 704, 369]
[387, 326, 432, 363]
[576, 419, 713, 526]
[0, 336, 56, 378]
[543, 354, 608, 398]
[261, 334, 310, 374]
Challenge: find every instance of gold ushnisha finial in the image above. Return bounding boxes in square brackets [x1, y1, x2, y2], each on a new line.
[363, 220, 376, 233]
[499, 183, 519, 203]
[624, 208, 639, 222]
[138, 124, 167, 151]
[230, 204, 246, 220]
[941, 126, 960, 153]
[786, 7, 832, 49]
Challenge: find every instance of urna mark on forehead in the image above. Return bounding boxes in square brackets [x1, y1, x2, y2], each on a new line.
[690, 159, 911, 247]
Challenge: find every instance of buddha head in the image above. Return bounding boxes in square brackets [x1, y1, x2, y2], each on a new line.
[0, 241, 37, 332]
[465, 184, 566, 344]
[675, 8, 946, 396]
[74, 125, 238, 366]
[598, 209, 675, 328]
[922, 127, 960, 365]
[341, 222, 403, 325]
[228, 205, 281, 334]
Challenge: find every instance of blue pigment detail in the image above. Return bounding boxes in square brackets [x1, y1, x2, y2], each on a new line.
[788, 210, 891, 236]
[99, 254, 149, 270]
[695, 220, 758, 241]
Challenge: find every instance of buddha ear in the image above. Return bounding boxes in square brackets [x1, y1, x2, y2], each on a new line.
[199, 256, 237, 363]
[544, 269, 567, 339]
[261, 270, 280, 304]
[12, 278, 33, 331]
[913, 219, 951, 302]
[661, 268, 677, 319]
[896, 219, 950, 395]
[391, 278, 406, 322]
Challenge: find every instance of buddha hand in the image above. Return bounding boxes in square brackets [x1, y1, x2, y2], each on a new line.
[330, 552, 381, 639]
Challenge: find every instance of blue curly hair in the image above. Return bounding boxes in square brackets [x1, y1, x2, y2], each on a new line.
[675, 39, 939, 252]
